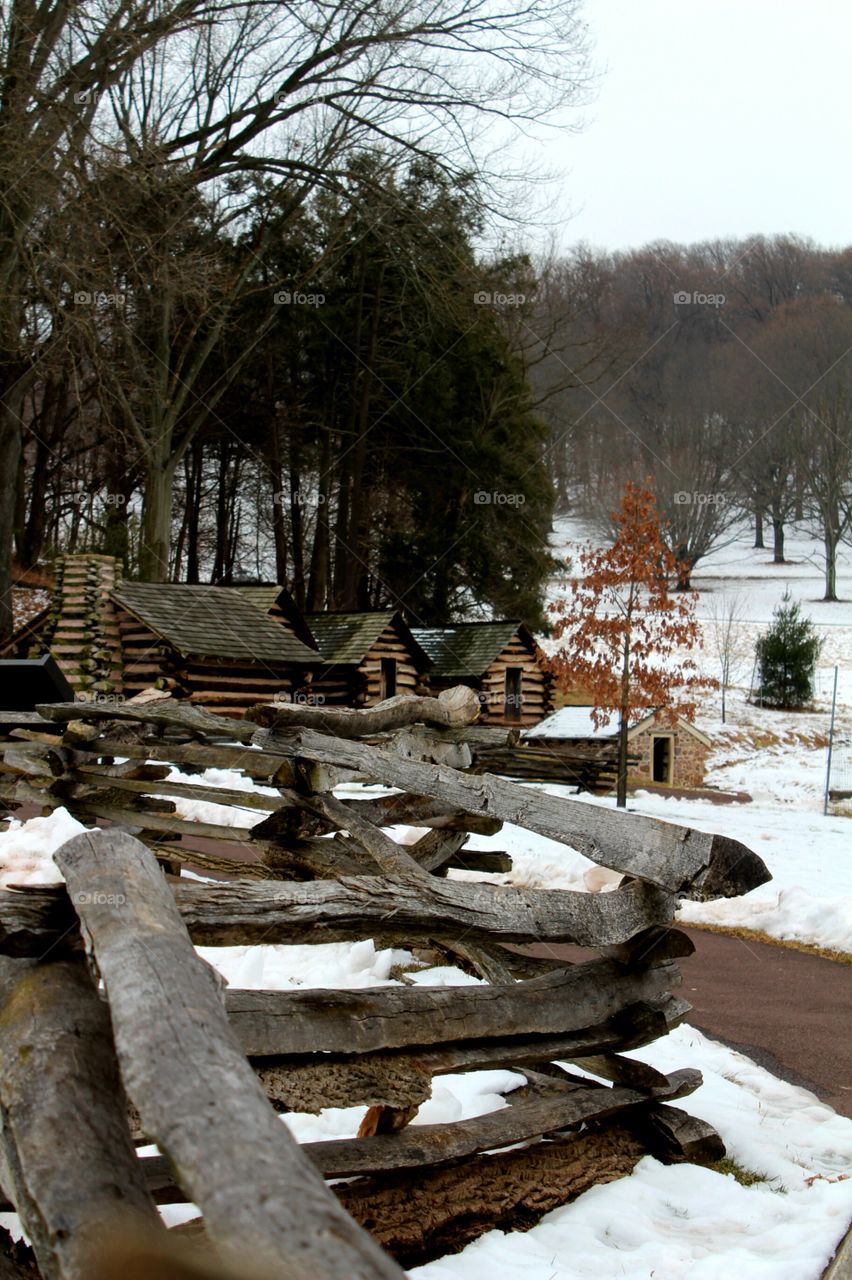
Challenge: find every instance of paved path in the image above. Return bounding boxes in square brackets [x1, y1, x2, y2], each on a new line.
[679, 928, 852, 1117]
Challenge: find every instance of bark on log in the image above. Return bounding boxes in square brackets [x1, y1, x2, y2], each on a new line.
[223, 959, 682, 1057]
[53, 830, 405, 1280]
[168, 1123, 650, 1266]
[336, 1123, 648, 1267]
[298, 1069, 700, 1179]
[62, 739, 295, 783]
[173, 872, 673, 950]
[0, 957, 163, 1280]
[254, 728, 771, 899]
[0, 872, 675, 955]
[37, 701, 256, 743]
[248, 994, 689, 1113]
[246, 687, 481, 736]
[635, 1103, 726, 1163]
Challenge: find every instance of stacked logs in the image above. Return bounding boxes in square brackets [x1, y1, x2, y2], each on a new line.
[0, 688, 771, 1280]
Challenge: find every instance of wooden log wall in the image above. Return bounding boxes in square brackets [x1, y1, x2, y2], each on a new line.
[36, 556, 124, 697]
[356, 624, 426, 706]
[0, 689, 767, 1279]
[478, 632, 551, 727]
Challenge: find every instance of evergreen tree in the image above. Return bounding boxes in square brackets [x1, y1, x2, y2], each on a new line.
[754, 591, 822, 709]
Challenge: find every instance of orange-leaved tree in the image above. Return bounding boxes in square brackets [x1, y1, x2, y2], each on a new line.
[548, 481, 716, 807]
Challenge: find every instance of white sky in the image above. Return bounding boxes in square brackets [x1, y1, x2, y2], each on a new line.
[530, 0, 852, 253]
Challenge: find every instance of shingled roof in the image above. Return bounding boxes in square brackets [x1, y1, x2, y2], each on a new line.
[112, 583, 321, 665]
[411, 621, 529, 679]
[305, 611, 431, 668]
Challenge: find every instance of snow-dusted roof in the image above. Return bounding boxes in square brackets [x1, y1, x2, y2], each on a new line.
[525, 706, 629, 740]
[525, 704, 712, 748]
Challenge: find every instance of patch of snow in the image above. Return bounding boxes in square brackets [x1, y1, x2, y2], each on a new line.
[197, 937, 413, 991]
[412, 1025, 852, 1280]
[0, 807, 85, 887]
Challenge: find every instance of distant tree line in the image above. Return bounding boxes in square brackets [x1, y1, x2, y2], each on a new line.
[529, 234, 852, 600]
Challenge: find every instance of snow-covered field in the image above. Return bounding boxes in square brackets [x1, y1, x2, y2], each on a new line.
[1, 518, 850, 1276]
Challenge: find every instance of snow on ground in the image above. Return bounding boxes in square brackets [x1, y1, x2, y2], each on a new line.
[413, 1026, 852, 1280]
[0, 806, 83, 887]
[197, 937, 414, 991]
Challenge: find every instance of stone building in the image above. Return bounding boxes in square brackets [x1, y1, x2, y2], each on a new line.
[525, 706, 711, 790]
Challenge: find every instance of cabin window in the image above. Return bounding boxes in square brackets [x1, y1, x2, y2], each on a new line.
[505, 667, 522, 721]
[651, 735, 673, 784]
[380, 658, 397, 701]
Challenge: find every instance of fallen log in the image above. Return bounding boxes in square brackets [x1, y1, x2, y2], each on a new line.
[223, 958, 682, 1057]
[249, 994, 689, 1113]
[0, 957, 164, 1280]
[335, 1122, 648, 1268]
[54, 830, 405, 1280]
[254, 727, 771, 899]
[173, 872, 674, 950]
[245, 686, 481, 737]
[287, 1067, 701, 1179]
[0, 871, 674, 955]
[37, 701, 256, 743]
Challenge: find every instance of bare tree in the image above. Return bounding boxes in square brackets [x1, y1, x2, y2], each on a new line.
[755, 298, 852, 601]
[1, 0, 592, 627]
[705, 588, 749, 723]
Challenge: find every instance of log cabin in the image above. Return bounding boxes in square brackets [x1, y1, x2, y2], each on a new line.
[4, 555, 322, 716]
[302, 611, 432, 707]
[111, 582, 322, 714]
[411, 622, 553, 728]
[525, 706, 711, 790]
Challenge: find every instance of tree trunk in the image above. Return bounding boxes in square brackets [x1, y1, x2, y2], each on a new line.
[269, 421, 288, 587]
[20, 433, 51, 568]
[185, 442, 203, 584]
[767, 517, 782, 563]
[771, 513, 785, 564]
[306, 429, 332, 610]
[12, 444, 26, 563]
[753, 508, 765, 549]
[616, 636, 631, 809]
[824, 527, 838, 602]
[139, 454, 177, 583]
[340, 269, 384, 611]
[0, 406, 23, 642]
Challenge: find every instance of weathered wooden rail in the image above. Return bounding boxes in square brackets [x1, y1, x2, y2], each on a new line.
[0, 688, 770, 1279]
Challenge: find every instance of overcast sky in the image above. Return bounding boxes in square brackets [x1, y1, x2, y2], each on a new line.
[533, 0, 852, 253]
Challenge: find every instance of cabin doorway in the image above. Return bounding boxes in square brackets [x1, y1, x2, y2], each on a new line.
[651, 734, 673, 784]
[380, 658, 397, 701]
[505, 667, 522, 722]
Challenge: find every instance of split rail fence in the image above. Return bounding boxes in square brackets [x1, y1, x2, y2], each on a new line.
[0, 687, 770, 1280]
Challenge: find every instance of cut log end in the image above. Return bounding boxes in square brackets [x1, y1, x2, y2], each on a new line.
[689, 833, 772, 901]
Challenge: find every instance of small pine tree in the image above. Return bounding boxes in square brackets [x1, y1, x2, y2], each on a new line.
[754, 591, 822, 709]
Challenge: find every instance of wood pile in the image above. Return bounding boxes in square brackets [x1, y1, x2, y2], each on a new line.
[0, 688, 771, 1280]
[470, 739, 639, 790]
